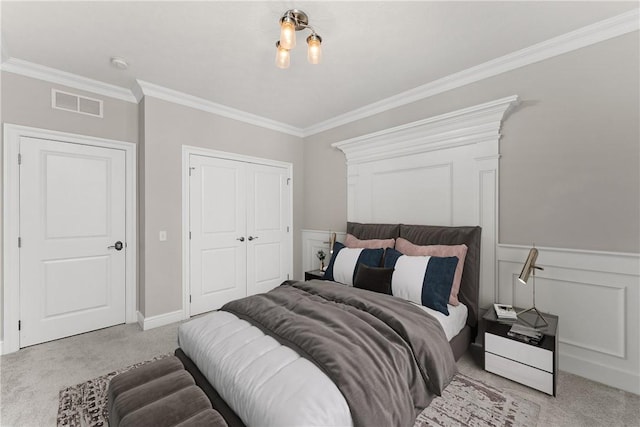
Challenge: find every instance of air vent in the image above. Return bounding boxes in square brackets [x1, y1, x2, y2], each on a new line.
[52, 89, 103, 118]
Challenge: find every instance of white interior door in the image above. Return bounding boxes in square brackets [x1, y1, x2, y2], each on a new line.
[19, 137, 126, 347]
[189, 155, 247, 315]
[246, 164, 290, 296]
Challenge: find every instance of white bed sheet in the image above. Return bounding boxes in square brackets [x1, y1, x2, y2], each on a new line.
[414, 302, 468, 341]
[178, 311, 352, 427]
[178, 299, 467, 427]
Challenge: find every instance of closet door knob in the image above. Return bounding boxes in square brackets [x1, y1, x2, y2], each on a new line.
[236, 237, 245, 242]
[108, 241, 124, 251]
[248, 236, 259, 241]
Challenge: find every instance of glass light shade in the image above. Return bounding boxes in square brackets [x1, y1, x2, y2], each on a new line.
[307, 35, 322, 64]
[275, 43, 290, 69]
[279, 19, 296, 50]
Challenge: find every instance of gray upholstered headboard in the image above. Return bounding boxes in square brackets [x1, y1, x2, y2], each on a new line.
[347, 222, 481, 329]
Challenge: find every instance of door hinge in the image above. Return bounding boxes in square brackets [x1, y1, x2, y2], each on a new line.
[287, 178, 291, 185]
[287, 274, 290, 280]
[189, 295, 192, 303]
[287, 226, 290, 232]
[18, 320, 21, 331]
[189, 231, 192, 240]
[189, 166, 196, 176]
[18, 237, 21, 248]
[18, 153, 22, 165]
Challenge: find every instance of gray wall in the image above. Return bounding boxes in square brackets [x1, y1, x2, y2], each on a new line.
[0, 72, 304, 338]
[303, 33, 640, 254]
[0, 71, 139, 341]
[140, 96, 304, 318]
[1, 30, 638, 343]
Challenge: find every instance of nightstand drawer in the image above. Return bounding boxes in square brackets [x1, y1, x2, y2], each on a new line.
[485, 333, 552, 372]
[485, 352, 553, 395]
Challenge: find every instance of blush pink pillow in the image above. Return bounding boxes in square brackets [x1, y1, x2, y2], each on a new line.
[344, 233, 395, 250]
[395, 237, 468, 306]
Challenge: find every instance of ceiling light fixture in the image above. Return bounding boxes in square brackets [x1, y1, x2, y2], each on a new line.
[275, 9, 322, 69]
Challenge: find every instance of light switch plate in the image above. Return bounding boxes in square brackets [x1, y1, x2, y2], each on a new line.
[159, 231, 167, 241]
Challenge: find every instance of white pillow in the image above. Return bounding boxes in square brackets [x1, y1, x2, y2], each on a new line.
[384, 248, 458, 316]
[391, 255, 431, 303]
[332, 248, 364, 286]
[324, 242, 385, 286]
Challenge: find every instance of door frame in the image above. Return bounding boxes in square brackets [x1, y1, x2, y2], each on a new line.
[181, 145, 293, 319]
[2, 124, 137, 354]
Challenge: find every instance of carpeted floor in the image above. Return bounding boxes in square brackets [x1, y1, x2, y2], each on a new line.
[56, 357, 540, 427]
[2, 320, 639, 426]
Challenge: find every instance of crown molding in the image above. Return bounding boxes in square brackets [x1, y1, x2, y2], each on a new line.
[332, 95, 519, 165]
[304, 8, 640, 137]
[0, 8, 636, 138]
[133, 80, 304, 137]
[0, 57, 137, 103]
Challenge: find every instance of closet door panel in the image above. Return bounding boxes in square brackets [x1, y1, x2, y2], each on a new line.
[190, 155, 247, 315]
[246, 164, 290, 296]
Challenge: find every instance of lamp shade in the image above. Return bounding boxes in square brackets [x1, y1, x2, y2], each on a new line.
[518, 248, 539, 284]
[279, 17, 296, 50]
[307, 34, 322, 64]
[275, 42, 290, 69]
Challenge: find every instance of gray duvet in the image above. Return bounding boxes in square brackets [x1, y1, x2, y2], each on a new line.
[222, 280, 457, 427]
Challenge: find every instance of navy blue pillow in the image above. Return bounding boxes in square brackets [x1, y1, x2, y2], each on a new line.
[324, 242, 384, 285]
[383, 247, 403, 268]
[384, 248, 457, 315]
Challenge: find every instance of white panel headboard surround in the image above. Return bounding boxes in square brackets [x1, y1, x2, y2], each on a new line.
[332, 95, 519, 308]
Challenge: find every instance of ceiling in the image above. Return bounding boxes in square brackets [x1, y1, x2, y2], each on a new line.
[1, 1, 637, 130]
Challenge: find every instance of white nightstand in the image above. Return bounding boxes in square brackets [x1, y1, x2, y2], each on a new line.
[483, 307, 558, 396]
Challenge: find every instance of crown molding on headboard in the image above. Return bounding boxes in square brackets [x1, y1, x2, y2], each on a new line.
[332, 95, 519, 165]
[331, 95, 519, 310]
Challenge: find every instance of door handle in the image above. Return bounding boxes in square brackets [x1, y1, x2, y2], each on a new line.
[248, 236, 259, 241]
[108, 241, 124, 251]
[236, 237, 245, 242]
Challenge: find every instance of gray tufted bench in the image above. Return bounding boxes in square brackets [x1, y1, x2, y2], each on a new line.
[108, 356, 228, 427]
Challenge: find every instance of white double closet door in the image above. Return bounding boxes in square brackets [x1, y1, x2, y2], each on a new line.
[19, 137, 127, 347]
[189, 154, 291, 316]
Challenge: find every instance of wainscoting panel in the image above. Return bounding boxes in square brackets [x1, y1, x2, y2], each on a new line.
[300, 230, 346, 278]
[497, 244, 639, 394]
[370, 163, 453, 225]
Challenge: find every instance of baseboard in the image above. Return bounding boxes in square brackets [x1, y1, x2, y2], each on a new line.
[560, 353, 640, 395]
[136, 309, 185, 331]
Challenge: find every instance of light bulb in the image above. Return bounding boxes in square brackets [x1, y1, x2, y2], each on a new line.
[279, 18, 296, 50]
[275, 42, 290, 69]
[307, 34, 322, 65]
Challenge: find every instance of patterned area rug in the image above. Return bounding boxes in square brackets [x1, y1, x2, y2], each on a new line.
[57, 354, 171, 427]
[416, 374, 540, 426]
[58, 357, 539, 427]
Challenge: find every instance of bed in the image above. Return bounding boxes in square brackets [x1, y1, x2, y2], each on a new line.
[176, 222, 481, 427]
